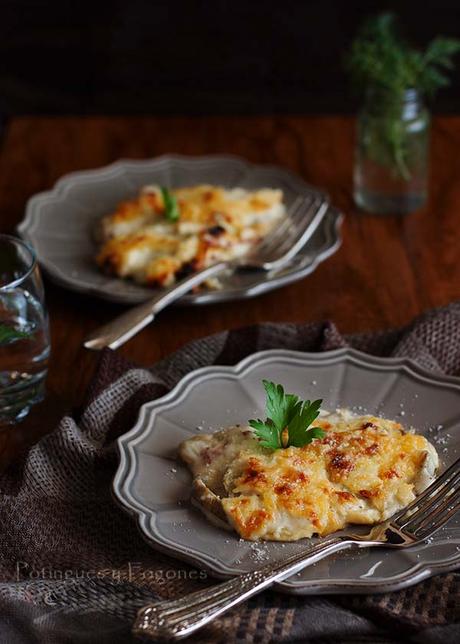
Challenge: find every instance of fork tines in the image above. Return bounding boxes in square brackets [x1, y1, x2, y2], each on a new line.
[255, 195, 306, 254]
[255, 194, 328, 266]
[392, 456, 460, 539]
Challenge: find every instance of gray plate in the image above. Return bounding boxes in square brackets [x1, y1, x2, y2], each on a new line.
[17, 155, 342, 305]
[113, 349, 460, 594]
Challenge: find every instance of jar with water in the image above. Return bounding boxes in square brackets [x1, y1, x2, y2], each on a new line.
[0, 236, 50, 423]
[354, 88, 430, 214]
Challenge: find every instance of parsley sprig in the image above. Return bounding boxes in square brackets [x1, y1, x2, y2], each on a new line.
[249, 380, 325, 450]
[160, 187, 180, 222]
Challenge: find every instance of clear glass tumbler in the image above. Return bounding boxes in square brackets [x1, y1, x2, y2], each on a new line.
[354, 88, 430, 214]
[0, 235, 50, 423]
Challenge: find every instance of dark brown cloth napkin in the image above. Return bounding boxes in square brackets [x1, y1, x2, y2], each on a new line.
[1, 303, 460, 644]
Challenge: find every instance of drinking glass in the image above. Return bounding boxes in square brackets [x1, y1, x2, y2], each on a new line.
[0, 235, 50, 423]
[354, 88, 430, 214]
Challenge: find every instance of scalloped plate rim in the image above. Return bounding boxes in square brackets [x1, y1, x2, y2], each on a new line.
[113, 348, 460, 594]
[17, 154, 342, 305]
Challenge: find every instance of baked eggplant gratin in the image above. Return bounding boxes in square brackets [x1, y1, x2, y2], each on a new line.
[179, 381, 439, 542]
[96, 184, 286, 288]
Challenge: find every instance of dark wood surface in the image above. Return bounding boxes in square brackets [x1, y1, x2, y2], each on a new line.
[0, 115, 459, 463]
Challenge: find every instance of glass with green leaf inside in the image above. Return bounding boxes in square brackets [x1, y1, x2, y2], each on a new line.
[346, 13, 460, 214]
[0, 235, 50, 423]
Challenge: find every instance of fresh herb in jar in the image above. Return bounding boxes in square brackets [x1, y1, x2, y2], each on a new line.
[346, 13, 460, 179]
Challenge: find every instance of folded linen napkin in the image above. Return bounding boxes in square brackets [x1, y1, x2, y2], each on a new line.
[0, 303, 460, 644]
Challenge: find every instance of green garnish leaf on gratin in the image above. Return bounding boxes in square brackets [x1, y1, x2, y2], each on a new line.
[249, 380, 324, 450]
[0, 323, 30, 344]
[161, 187, 180, 222]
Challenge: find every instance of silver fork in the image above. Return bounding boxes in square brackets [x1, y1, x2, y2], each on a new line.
[84, 195, 328, 350]
[133, 456, 460, 641]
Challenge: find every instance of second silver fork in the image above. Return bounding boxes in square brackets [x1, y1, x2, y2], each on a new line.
[84, 194, 328, 351]
[133, 456, 460, 641]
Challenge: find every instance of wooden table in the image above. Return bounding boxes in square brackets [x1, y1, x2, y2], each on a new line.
[1, 116, 459, 462]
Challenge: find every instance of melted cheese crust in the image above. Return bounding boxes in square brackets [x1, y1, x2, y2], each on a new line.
[96, 184, 285, 287]
[179, 412, 439, 541]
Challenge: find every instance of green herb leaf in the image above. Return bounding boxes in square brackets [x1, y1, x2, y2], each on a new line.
[160, 187, 180, 222]
[344, 14, 460, 180]
[0, 323, 30, 344]
[263, 380, 300, 433]
[248, 418, 281, 450]
[287, 399, 323, 447]
[249, 381, 324, 450]
[345, 13, 460, 98]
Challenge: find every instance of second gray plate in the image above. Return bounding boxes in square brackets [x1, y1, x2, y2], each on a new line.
[113, 349, 460, 594]
[18, 155, 342, 305]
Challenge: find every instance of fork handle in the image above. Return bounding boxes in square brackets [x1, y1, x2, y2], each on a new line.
[133, 536, 354, 640]
[83, 262, 228, 351]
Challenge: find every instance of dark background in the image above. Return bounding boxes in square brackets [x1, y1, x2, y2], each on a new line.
[0, 0, 460, 116]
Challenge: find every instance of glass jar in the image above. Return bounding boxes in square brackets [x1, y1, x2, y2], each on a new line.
[353, 88, 430, 214]
[0, 235, 50, 423]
